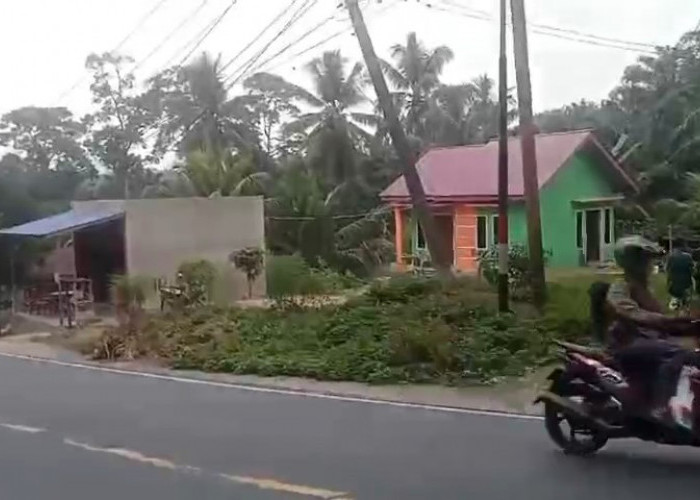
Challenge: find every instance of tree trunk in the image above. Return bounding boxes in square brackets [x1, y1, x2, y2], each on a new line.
[345, 0, 452, 275]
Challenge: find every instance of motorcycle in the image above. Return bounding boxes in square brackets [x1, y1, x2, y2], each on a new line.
[535, 339, 700, 456]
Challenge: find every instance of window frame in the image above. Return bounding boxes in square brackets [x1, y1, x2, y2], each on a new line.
[604, 208, 614, 245]
[476, 215, 488, 251]
[576, 210, 584, 250]
[491, 214, 499, 248]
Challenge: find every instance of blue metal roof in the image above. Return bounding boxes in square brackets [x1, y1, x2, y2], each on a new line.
[0, 207, 124, 237]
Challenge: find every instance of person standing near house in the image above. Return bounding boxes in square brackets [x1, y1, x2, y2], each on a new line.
[666, 247, 694, 315]
[692, 249, 700, 296]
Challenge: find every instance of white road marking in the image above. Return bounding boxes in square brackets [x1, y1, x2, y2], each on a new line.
[0, 423, 46, 434]
[63, 438, 200, 473]
[220, 474, 350, 499]
[0, 351, 543, 421]
[65, 437, 351, 498]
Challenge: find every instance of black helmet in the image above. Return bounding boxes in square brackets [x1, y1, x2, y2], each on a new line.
[613, 236, 663, 279]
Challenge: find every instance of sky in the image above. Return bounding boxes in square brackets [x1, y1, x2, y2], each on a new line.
[0, 0, 698, 118]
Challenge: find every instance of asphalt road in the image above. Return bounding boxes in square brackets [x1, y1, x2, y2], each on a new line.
[0, 354, 698, 499]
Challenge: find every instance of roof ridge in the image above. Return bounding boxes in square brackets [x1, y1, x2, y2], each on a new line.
[423, 129, 594, 154]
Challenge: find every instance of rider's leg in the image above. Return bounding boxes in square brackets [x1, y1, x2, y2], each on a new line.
[615, 339, 682, 416]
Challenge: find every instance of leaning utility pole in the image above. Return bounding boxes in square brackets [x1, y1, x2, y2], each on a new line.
[511, 0, 546, 307]
[497, 0, 510, 312]
[345, 0, 451, 275]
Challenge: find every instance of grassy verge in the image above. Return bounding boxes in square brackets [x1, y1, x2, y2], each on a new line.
[119, 275, 592, 385]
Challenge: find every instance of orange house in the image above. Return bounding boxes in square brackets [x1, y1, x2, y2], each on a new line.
[380, 130, 638, 273]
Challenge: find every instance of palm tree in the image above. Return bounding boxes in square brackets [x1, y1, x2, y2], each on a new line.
[287, 50, 371, 142]
[465, 74, 500, 143]
[177, 148, 269, 198]
[381, 32, 454, 139]
[422, 83, 475, 146]
[147, 53, 256, 157]
[253, 50, 374, 188]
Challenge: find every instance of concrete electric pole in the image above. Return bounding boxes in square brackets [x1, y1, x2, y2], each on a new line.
[510, 0, 546, 307]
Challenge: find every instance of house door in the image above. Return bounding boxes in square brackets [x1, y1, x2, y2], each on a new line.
[585, 210, 601, 263]
[435, 215, 455, 266]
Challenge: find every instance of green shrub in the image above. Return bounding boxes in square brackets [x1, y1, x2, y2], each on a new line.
[478, 245, 551, 300]
[365, 275, 444, 304]
[230, 247, 264, 298]
[266, 254, 360, 298]
[177, 259, 217, 307]
[267, 254, 321, 297]
[131, 275, 586, 384]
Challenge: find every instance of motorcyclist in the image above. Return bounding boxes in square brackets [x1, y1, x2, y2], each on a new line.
[606, 236, 698, 424]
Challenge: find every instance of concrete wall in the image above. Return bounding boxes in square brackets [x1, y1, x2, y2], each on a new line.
[72, 200, 126, 215]
[121, 197, 265, 303]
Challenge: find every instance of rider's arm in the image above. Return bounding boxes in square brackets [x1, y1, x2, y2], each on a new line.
[607, 282, 689, 331]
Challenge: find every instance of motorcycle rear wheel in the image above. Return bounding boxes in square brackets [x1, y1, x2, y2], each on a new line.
[544, 401, 609, 455]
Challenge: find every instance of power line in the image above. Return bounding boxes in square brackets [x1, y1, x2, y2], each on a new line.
[224, 0, 318, 87]
[113, 0, 172, 52]
[262, 0, 393, 74]
[134, 0, 212, 72]
[224, 0, 319, 86]
[530, 22, 659, 50]
[141, 0, 250, 147]
[219, 0, 304, 75]
[245, 5, 348, 76]
[177, 0, 242, 67]
[155, 0, 316, 153]
[442, 0, 659, 49]
[56, 0, 171, 103]
[427, 1, 658, 55]
[161, 10, 221, 69]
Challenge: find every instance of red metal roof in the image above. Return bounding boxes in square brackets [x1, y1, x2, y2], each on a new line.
[380, 130, 635, 204]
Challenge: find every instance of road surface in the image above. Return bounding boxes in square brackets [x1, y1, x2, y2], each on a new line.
[0, 354, 698, 499]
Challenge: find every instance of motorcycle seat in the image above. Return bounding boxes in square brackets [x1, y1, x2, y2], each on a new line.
[555, 340, 614, 365]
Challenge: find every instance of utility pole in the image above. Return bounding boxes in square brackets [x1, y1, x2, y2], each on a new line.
[510, 0, 546, 307]
[345, 0, 451, 275]
[497, 0, 509, 312]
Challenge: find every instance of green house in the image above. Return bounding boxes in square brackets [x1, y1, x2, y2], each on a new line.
[381, 130, 639, 271]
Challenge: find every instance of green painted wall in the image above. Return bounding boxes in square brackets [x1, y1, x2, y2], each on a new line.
[540, 151, 615, 267]
[479, 151, 617, 268]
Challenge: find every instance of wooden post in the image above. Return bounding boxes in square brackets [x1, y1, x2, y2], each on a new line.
[345, 0, 451, 275]
[394, 207, 405, 268]
[9, 244, 16, 315]
[497, 0, 510, 312]
[510, 0, 546, 307]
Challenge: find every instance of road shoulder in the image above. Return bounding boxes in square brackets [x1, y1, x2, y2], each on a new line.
[0, 332, 544, 417]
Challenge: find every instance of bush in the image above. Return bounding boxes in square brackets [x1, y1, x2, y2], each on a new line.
[230, 247, 264, 298]
[110, 274, 151, 329]
[177, 259, 217, 307]
[94, 275, 153, 360]
[266, 254, 360, 298]
[478, 245, 550, 300]
[128, 275, 585, 384]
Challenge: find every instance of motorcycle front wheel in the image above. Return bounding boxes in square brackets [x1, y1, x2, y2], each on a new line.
[544, 401, 609, 456]
[544, 375, 609, 456]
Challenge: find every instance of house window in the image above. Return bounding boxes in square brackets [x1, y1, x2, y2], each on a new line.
[604, 208, 612, 244]
[477, 216, 487, 250]
[492, 215, 499, 247]
[576, 211, 584, 249]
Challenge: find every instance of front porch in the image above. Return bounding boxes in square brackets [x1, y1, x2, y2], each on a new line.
[1, 206, 126, 327]
[392, 205, 483, 273]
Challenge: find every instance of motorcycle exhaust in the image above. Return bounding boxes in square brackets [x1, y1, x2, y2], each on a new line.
[535, 391, 615, 432]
